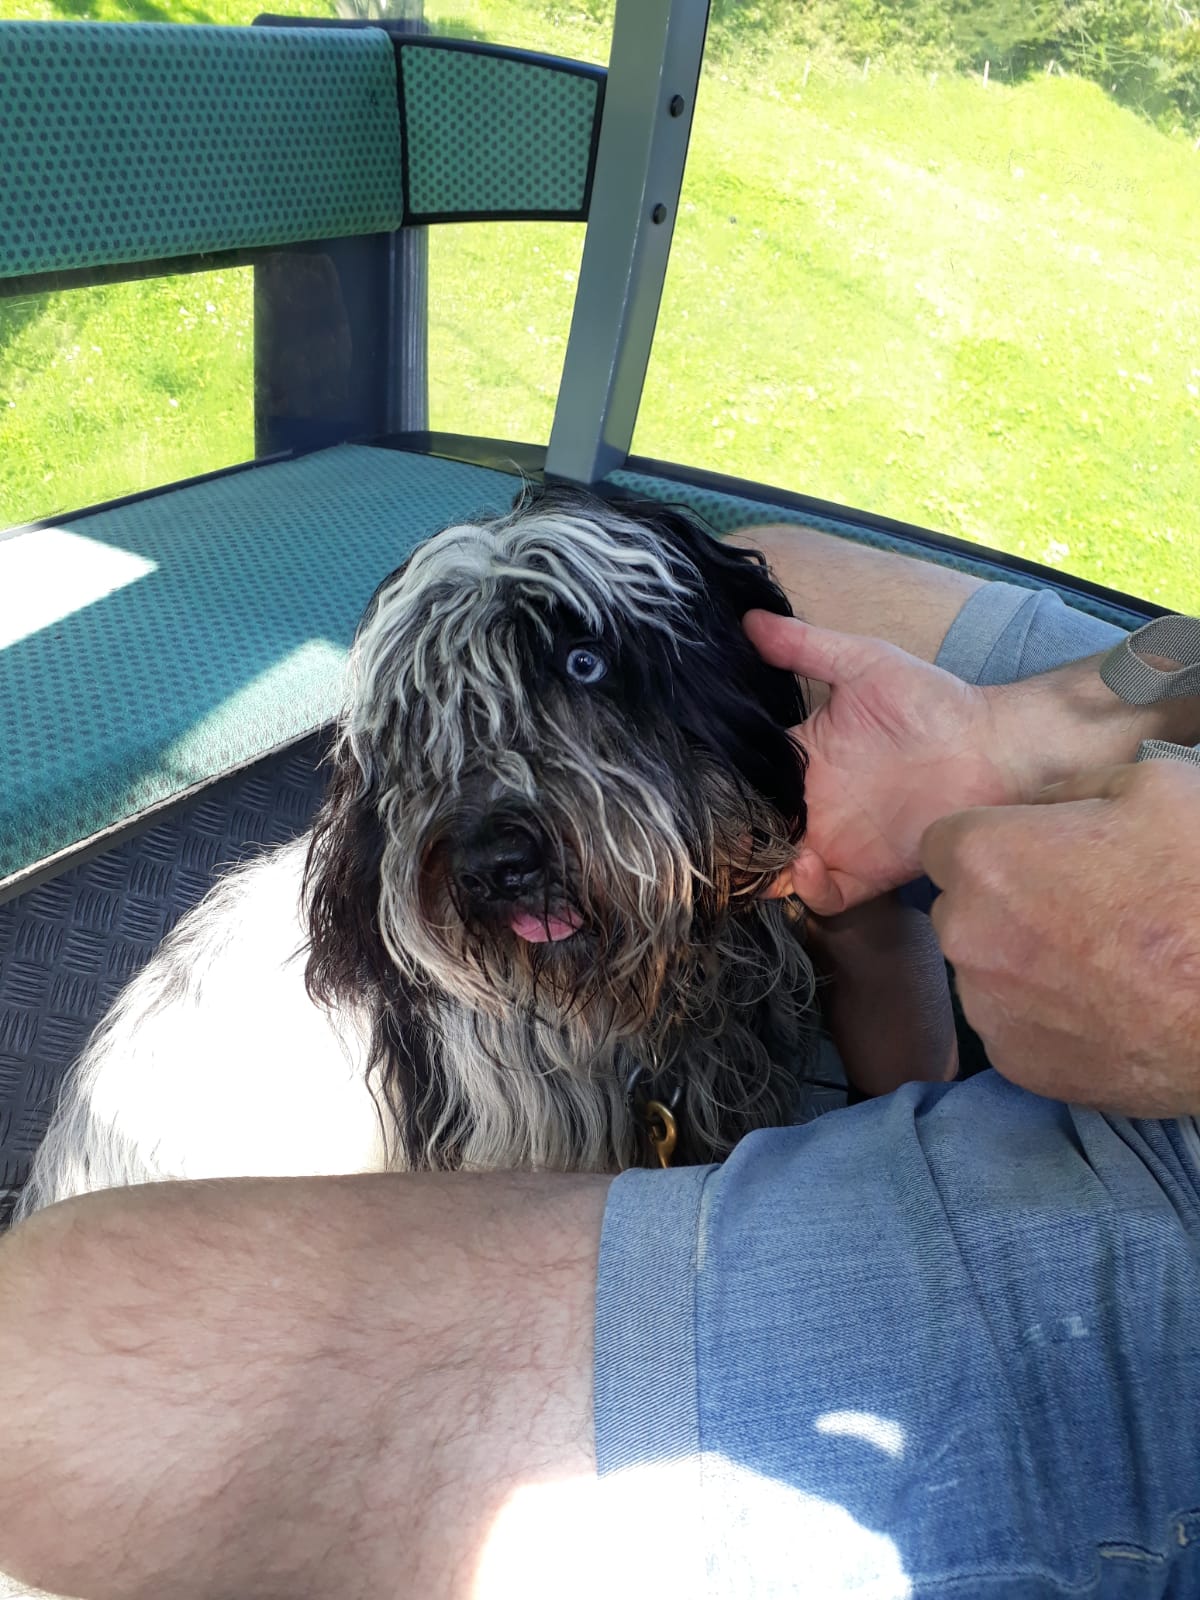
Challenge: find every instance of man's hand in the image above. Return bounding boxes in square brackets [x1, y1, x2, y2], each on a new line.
[744, 613, 1021, 913]
[745, 612, 1200, 915]
[921, 759, 1200, 1116]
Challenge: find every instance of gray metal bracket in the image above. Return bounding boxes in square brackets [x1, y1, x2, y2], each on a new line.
[545, 0, 710, 485]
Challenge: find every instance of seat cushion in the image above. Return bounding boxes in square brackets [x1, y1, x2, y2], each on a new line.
[0, 444, 519, 887]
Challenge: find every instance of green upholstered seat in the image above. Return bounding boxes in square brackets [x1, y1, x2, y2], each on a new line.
[0, 446, 519, 887]
[399, 41, 602, 221]
[0, 22, 606, 284]
[0, 23, 405, 280]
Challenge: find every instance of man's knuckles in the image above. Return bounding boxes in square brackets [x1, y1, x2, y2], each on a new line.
[922, 808, 1023, 901]
[1128, 755, 1200, 809]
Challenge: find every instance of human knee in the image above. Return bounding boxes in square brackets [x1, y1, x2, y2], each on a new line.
[0, 1187, 327, 1598]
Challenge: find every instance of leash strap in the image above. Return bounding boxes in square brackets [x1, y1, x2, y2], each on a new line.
[1099, 615, 1200, 767]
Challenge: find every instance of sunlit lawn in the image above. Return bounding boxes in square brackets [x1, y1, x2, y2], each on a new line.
[3, 0, 1199, 608]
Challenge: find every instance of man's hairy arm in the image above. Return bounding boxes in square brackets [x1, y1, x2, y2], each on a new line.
[0, 1173, 640, 1600]
[728, 524, 984, 664]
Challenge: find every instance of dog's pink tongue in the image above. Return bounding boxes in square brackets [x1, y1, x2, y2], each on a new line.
[510, 910, 582, 943]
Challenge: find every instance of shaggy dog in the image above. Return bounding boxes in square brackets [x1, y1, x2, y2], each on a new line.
[15, 489, 818, 1219]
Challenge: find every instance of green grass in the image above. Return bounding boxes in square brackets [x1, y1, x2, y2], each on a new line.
[634, 64, 1200, 605]
[1, 269, 255, 518]
[4, 1, 1200, 610]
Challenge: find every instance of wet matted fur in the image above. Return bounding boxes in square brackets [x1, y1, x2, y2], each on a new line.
[16, 488, 817, 1218]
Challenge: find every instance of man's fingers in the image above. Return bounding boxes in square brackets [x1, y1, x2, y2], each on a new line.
[758, 867, 795, 901]
[922, 797, 1068, 891]
[743, 612, 897, 687]
[919, 807, 983, 891]
[787, 849, 850, 916]
[758, 850, 850, 916]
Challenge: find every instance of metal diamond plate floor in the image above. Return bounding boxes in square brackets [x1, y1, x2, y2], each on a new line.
[0, 733, 330, 1224]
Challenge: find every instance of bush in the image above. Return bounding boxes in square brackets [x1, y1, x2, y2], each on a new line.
[701, 0, 1200, 131]
[1052, 0, 1200, 129]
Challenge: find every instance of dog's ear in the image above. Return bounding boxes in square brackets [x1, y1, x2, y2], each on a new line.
[304, 752, 392, 1008]
[622, 499, 794, 620]
[611, 498, 805, 730]
[596, 496, 808, 832]
[305, 751, 451, 1168]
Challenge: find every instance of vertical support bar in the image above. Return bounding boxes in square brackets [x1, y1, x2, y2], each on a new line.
[387, 0, 429, 435]
[254, 234, 395, 457]
[390, 224, 429, 434]
[252, 9, 427, 456]
[545, 0, 710, 486]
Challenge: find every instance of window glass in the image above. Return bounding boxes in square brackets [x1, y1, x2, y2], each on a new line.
[5, 0, 325, 23]
[422, 0, 612, 63]
[1, 270, 253, 530]
[633, 3, 1200, 610]
[425, 222, 586, 446]
[420, 2, 613, 444]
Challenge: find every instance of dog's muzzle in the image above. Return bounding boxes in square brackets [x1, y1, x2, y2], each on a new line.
[452, 824, 582, 944]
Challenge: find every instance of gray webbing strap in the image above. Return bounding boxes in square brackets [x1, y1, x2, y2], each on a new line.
[1134, 739, 1200, 768]
[1100, 614, 1200, 704]
[1100, 615, 1200, 767]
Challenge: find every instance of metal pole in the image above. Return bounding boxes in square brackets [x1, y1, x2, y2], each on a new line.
[388, 0, 429, 434]
[545, 0, 710, 484]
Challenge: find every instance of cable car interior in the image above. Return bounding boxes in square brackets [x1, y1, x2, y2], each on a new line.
[0, 0, 1186, 1229]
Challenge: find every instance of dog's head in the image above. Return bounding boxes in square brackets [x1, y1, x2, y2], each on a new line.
[306, 487, 806, 1051]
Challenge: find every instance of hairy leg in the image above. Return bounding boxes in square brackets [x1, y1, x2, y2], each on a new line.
[0, 1173, 618, 1600]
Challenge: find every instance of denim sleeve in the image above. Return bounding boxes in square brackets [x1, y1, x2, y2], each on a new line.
[934, 583, 1125, 686]
[593, 1075, 1200, 1597]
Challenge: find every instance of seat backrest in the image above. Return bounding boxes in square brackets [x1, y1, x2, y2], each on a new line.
[0, 21, 606, 287]
[0, 17, 611, 454]
[0, 23, 404, 281]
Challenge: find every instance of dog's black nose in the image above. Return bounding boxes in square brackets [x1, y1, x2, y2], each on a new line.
[457, 830, 544, 904]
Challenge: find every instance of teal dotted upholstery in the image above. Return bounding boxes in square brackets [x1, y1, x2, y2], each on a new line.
[0, 23, 405, 280]
[606, 469, 1149, 632]
[400, 43, 602, 219]
[0, 446, 518, 885]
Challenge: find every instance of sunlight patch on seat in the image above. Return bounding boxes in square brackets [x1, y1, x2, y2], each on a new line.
[159, 638, 350, 782]
[0, 527, 157, 650]
[816, 1410, 907, 1459]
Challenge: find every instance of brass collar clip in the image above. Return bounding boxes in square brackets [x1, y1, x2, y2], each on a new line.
[626, 1065, 683, 1170]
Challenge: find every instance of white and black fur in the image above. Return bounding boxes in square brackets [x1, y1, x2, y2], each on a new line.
[16, 488, 817, 1218]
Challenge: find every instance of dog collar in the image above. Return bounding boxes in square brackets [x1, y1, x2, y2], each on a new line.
[625, 1063, 683, 1169]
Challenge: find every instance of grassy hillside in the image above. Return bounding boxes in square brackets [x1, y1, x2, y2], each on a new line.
[3, 0, 1198, 610]
[635, 65, 1200, 604]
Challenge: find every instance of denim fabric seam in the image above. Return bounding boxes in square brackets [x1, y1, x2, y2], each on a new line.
[1180, 1117, 1200, 1180]
[593, 1164, 709, 1466]
[933, 583, 1036, 683]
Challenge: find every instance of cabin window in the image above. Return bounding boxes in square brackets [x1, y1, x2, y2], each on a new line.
[633, 4, 1200, 610]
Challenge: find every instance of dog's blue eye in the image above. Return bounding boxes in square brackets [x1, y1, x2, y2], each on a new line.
[565, 646, 608, 685]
